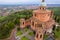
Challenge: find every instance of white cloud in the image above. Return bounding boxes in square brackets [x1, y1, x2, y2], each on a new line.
[0, 0, 38, 3]
[46, 0, 60, 4]
[0, 0, 60, 4]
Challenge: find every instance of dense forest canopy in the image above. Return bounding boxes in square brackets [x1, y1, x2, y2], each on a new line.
[0, 10, 32, 39]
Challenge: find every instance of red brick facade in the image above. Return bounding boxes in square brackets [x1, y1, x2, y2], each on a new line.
[20, 0, 56, 40]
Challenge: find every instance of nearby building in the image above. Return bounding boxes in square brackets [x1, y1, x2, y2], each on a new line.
[20, 0, 56, 40]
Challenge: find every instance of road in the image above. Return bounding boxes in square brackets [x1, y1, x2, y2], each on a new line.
[8, 27, 17, 40]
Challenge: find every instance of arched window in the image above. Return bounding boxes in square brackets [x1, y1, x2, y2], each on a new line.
[35, 13, 36, 17]
[40, 34, 42, 38]
[23, 22, 24, 25]
[43, 8, 44, 10]
[40, 7, 41, 9]
[36, 34, 38, 38]
[32, 21, 34, 26]
[43, 8, 46, 10]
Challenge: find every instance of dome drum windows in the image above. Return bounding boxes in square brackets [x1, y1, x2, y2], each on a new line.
[39, 7, 46, 10]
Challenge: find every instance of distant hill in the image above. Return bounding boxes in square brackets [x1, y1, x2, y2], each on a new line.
[47, 4, 60, 7]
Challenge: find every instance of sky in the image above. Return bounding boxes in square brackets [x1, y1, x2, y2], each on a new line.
[0, 0, 60, 4]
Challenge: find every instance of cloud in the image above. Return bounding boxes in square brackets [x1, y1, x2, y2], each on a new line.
[0, 0, 40, 4]
[46, 0, 60, 4]
[0, 0, 60, 4]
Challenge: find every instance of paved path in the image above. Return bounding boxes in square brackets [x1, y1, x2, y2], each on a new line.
[16, 30, 32, 40]
[46, 33, 55, 40]
[8, 26, 35, 40]
[8, 25, 17, 40]
[9, 27, 17, 40]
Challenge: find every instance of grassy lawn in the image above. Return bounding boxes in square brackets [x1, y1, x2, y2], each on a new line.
[54, 27, 60, 40]
[44, 34, 48, 40]
[16, 30, 22, 36]
[54, 30, 60, 38]
[21, 36, 30, 40]
[29, 31, 34, 36]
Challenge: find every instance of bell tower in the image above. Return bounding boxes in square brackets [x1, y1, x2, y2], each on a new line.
[20, 18, 25, 28]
